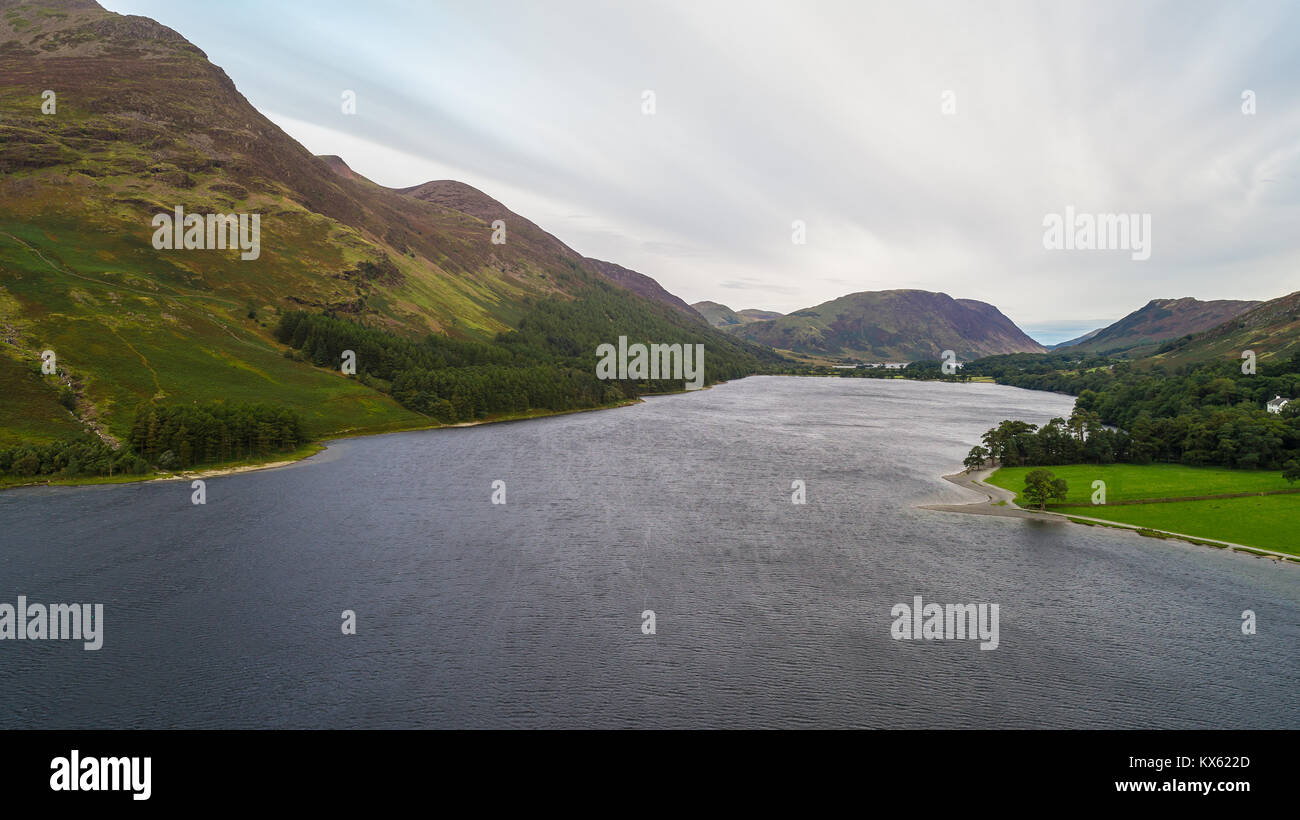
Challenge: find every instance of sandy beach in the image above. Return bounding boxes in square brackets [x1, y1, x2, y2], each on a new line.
[919, 468, 1066, 521]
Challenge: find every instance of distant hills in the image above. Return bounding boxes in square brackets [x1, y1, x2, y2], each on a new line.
[691, 301, 783, 328]
[1055, 297, 1260, 356]
[1046, 327, 1103, 350]
[721, 289, 1046, 362]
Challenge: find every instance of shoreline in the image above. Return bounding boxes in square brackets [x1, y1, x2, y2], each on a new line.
[0, 384, 715, 492]
[918, 468, 1063, 520]
[921, 467, 1300, 563]
[0, 375, 1046, 493]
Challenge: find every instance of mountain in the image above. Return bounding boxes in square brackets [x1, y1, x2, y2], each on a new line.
[1056, 297, 1260, 356]
[386, 172, 703, 320]
[1046, 327, 1103, 350]
[727, 289, 1045, 362]
[1143, 290, 1300, 368]
[577, 258, 702, 321]
[691, 301, 783, 328]
[0, 0, 768, 448]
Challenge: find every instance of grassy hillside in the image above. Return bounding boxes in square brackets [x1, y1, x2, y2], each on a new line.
[0, 348, 85, 445]
[0, 0, 782, 462]
[0, 217, 425, 444]
[1144, 290, 1300, 370]
[1062, 297, 1258, 357]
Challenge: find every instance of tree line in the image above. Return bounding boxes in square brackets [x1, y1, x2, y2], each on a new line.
[824, 359, 971, 381]
[0, 436, 147, 480]
[0, 402, 306, 480]
[128, 403, 307, 469]
[964, 353, 1300, 472]
[275, 284, 787, 424]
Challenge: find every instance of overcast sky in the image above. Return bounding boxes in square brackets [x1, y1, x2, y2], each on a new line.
[104, 0, 1300, 343]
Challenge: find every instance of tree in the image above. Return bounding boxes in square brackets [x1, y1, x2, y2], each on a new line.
[964, 445, 990, 472]
[1284, 460, 1300, 484]
[1068, 407, 1100, 442]
[1022, 468, 1068, 511]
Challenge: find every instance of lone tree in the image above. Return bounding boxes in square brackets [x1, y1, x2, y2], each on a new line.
[964, 445, 990, 472]
[1284, 460, 1300, 484]
[1022, 468, 1068, 510]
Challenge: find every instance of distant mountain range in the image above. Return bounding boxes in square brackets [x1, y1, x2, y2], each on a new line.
[1054, 297, 1260, 356]
[691, 301, 783, 328]
[719, 289, 1046, 362]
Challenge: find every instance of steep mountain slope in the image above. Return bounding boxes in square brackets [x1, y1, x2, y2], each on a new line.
[0, 0, 765, 447]
[1144, 291, 1300, 369]
[581, 258, 701, 320]
[1060, 297, 1259, 356]
[324, 158, 700, 320]
[727, 289, 1045, 361]
[375, 170, 703, 319]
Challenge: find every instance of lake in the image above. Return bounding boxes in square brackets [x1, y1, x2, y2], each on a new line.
[1, 376, 1296, 728]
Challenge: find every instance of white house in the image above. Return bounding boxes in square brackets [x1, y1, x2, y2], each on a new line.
[1267, 395, 1290, 414]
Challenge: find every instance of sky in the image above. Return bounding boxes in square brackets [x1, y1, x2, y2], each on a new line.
[102, 0, 1300, 344]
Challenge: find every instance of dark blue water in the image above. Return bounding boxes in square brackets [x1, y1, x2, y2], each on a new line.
[1, 376, 1296, 728]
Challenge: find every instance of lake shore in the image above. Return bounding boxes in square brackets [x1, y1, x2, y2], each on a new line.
[0, 389, 685, 492]
[918, 468, 1063, 520]
[921, 467, 1300, 562]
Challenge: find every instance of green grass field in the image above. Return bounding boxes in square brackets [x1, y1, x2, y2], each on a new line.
[987, 463, 1296, 505]
[987, 463, 1300, 555]
[1056, 496, 1300, 555]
